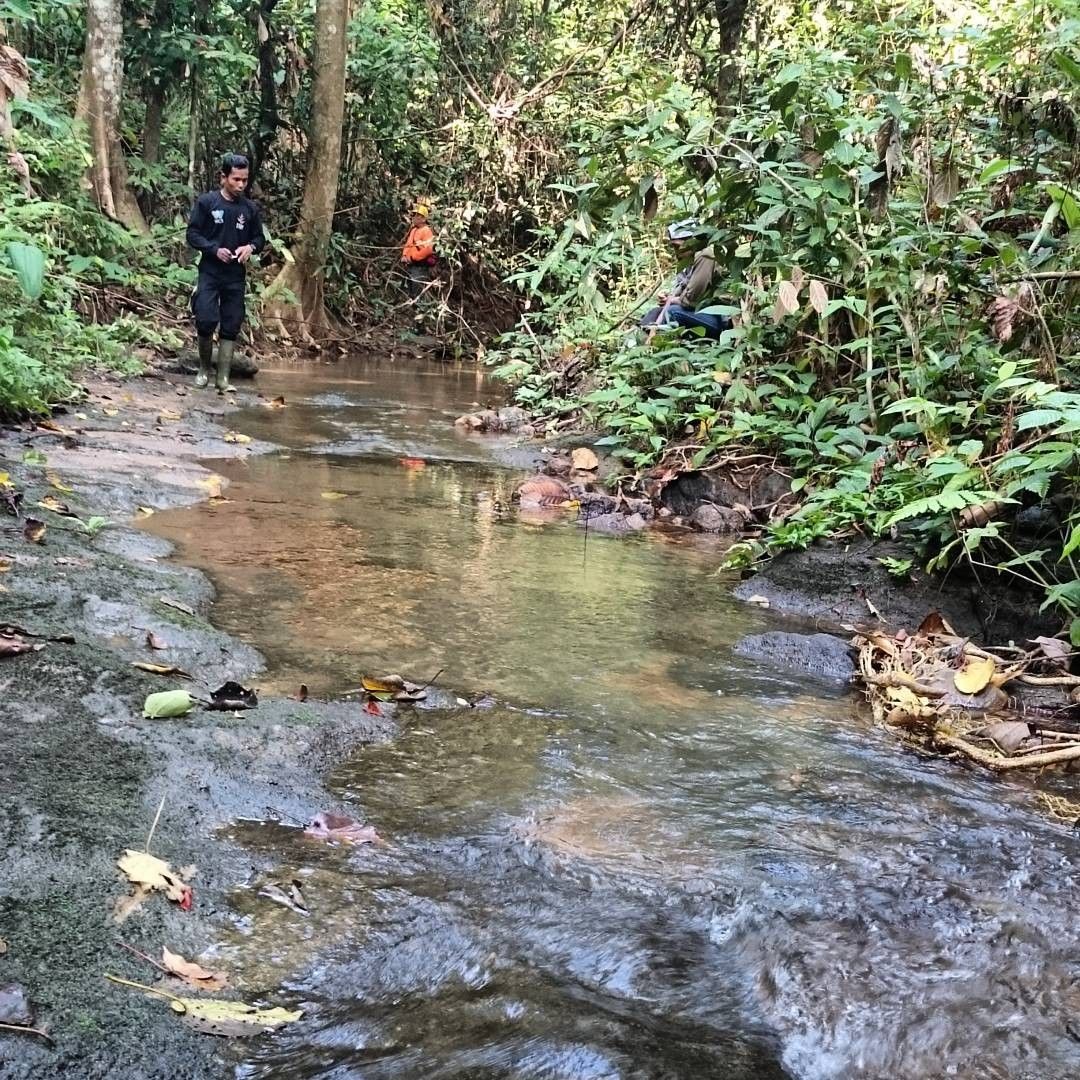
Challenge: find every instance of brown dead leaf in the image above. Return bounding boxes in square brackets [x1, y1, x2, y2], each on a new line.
[136, 506, 155, 517]
[132, 662, 193, 679]
[0, 558, 11, 573]
[102, 406, 119, 417]
[161, 947, 228, 992]
[258, 880, 309, 915]
[954, 655, 996, 695]
[516, 475, 570, 508]
[977, 719, 1036, 754]
[22, 518, 45, 544]
[146, 631, 167, 650]
[808, 279, 829, 317]
[1031, 635, 1070, 665]
[293, 684, 308, 702]
[570, 447, 599, 472]
[916, 610, 951, 636]
[158, 597, 195, 617]
[772, 280, 800, 322]
[303, 812, 381, 845]
[264, 396, 287, 409]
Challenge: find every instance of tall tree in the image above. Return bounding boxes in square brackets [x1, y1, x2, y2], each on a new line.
[262, 0, 349, 343]
[77, 0, 148, 233]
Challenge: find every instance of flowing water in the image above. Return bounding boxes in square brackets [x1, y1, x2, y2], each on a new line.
[148, 359, 1080, 1080]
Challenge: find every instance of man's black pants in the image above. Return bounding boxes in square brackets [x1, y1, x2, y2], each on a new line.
[192, 271, 246, 341]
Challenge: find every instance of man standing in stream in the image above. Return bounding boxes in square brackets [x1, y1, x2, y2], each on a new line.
[186, 153, 266, 393]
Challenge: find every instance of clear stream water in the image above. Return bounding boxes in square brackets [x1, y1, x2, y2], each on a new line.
[147, 358, 1080, 1080]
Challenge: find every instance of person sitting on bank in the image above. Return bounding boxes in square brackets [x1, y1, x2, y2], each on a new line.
[186, 153, 266, 393]
[640, 219, 730, 341]
[400, 203, 437, 302]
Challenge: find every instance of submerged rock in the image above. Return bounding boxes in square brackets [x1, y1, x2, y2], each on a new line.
[690, 503, 748, 533]
[733, 631, 855, 684]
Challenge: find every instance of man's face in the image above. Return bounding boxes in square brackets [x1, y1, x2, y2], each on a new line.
[411, 213, 427, 227]
[221, 168, 249, 198]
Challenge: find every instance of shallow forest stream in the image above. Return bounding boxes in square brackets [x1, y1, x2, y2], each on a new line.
[145, 358, 1080, 1080]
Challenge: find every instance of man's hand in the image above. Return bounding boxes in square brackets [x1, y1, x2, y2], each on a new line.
[216, 247, 234, 263]
[235, 244, 255, 265]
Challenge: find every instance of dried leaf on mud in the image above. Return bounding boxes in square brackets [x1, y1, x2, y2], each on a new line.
[304, 812, 381, 845]
[320, 491, 348, 501]
[364, 699, 383, 716]
[161, 948, 228, 992]
[0, 634, 36, 658]
[264, 396, 287, 409]
[146, 631, 167, 650]
[916, 610, 953, 636]
[198, 476, 224, 499]
[136, 506, 155, 517]
[258, 880, 309, 915]
[133, 662, 193, 679]
[293, 684, 308, 702]
[157, 410, 183, 423]
[46, 473, 73, 493]
[362, 674, 406, 695]
[116, 850, 193, 916]
[143, 690, 194, 718]
[104, 974, 300, 1038]
[0, 558, 9, 574]
[223, 432, 251, 445]
[2, 487, 22, 517]
[207, 681, 257, 711]
[954, 656, 996, 695]
[399, 457, 426, 469]
[36, 495, 75, 516]
[22, 518, 45, 544]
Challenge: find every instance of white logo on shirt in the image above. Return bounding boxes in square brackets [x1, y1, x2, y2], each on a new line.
[212, 209, 225, 224]
[236, 214, 246, 231]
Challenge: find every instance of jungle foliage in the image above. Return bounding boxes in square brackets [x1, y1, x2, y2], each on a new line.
[490, 0, 1080, 634]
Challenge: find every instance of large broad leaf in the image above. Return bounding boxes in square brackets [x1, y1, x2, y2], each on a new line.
[6, 242, 45, 301]
[171, 997, 302, 1037]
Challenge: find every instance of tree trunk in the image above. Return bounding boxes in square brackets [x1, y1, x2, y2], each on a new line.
[262, 0, 350, 345]
[252, 0, 281, 186]
[77, 0, 148, 234]
[142, 83, 165, 166]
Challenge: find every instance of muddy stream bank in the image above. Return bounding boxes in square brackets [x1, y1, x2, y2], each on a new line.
[3, 357, 1080, 1080]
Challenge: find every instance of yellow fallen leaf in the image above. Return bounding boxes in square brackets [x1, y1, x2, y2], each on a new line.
[0, 472, 9, 487]
[171, 998, 302, 1037]
[116, 849, 192, 908]
[208, 495, 232, 506]
[0, 558, 11, 573]
[954, 655, 996, 695]
[46, 473, 73, 493]
[320, 491, 348, 500]
[137, 506, 155, 517]
[132, 661, 193, 679]
[264, 396, 287, 409]
[103, 407, 119, 417]
[75, 413, 88, 420]
[198, 476, 223, 498]
[362, 674, 406, 694]
[223, 432, 252, 445]
[158, 410, 183, 422]
[570, 447, 599, 471]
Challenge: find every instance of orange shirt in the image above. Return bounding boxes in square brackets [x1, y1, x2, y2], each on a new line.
[402, 224, 435, 263]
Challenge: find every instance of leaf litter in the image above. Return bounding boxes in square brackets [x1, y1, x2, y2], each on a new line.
[856, 613, 1080, 776]
[304, 812, 381, 845]
[115, 849, 193, 921]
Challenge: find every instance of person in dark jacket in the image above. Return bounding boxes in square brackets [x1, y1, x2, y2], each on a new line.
[186, 153, 266, 392]
[640, 219, 730, 341]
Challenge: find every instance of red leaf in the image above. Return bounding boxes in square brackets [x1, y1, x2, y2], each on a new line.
[364, 699, 382, 716]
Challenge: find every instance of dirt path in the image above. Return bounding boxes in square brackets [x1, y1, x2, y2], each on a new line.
[0, 370, 397, 1078]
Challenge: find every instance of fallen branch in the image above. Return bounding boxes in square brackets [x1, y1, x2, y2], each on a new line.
[0, 1021, 53, 1045]
[936, 729, 1080, 770]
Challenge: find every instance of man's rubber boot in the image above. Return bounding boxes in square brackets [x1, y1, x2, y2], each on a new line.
[195, 336, 214, 388]
[215, 339, 236, 395]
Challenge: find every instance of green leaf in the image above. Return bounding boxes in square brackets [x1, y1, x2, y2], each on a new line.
[1051, 50, 1080, 87]
[6, 242, 45, 301]
[1071, 618, 1080, 648]
[1015, 408, 1064, 431]
[143, 690, 194, 719]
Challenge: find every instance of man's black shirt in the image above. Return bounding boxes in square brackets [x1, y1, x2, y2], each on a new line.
[186, 190, 265, 279]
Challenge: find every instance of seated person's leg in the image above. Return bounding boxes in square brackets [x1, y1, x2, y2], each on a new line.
[668, 307, 727, 340]
[639, 305, 663, 328]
